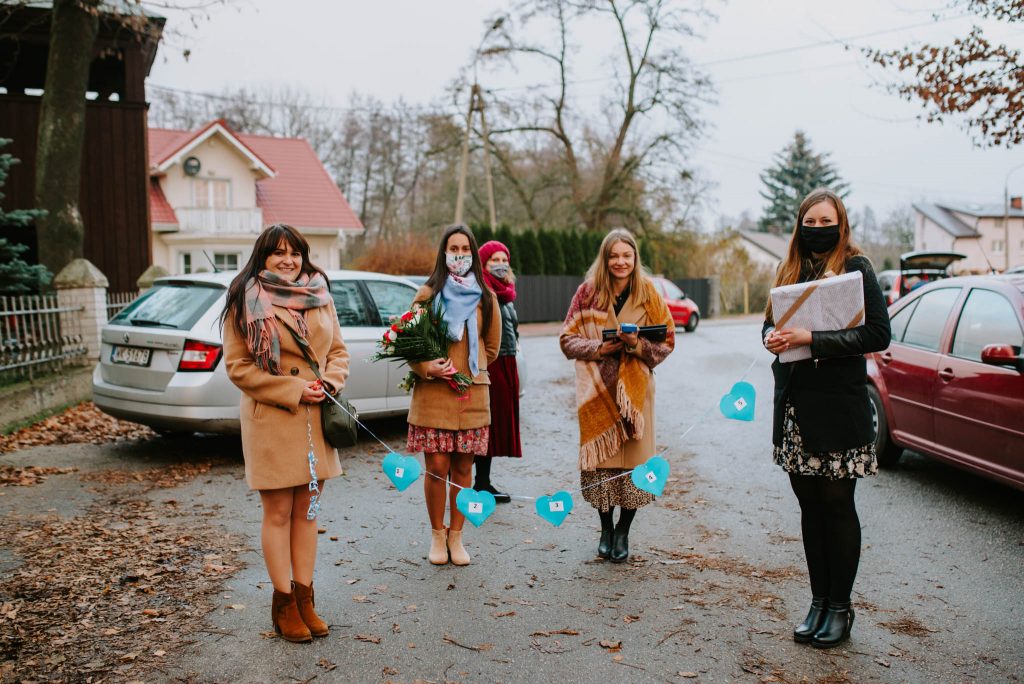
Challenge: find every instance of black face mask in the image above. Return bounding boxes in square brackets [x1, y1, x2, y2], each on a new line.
[799, 225, 840, 254]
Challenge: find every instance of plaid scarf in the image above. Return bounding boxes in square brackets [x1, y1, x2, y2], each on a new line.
[560, 278, 674, 470]
[243, 270, 331, 375]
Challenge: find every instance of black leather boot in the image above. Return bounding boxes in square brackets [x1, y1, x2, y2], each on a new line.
[812, 602, 854, 648]
[793, 597, 828, 643]
[610, 528, 629, 562]
[597, 510, 614, 559]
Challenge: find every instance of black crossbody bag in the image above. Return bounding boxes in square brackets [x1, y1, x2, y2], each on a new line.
[285, 325, 359, 448]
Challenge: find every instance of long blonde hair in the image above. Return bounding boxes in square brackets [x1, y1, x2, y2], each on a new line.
[765, 188, 864, 324]
[585, 228, 652, 311]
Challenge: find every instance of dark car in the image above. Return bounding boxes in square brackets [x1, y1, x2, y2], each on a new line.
[650, 276, 700, 332]
[867, 274, 1024, 490]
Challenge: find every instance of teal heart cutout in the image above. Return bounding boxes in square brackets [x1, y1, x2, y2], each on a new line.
[631, 455, 670, 496]
[535, 491, 574, 527]
[381, 451, 421, 491]
[719, 381, 756, 421]
[456, 488, 496, 527]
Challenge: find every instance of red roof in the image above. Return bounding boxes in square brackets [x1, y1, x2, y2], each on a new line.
[150, 178, 177, 224]
[148, 122, 363, 231]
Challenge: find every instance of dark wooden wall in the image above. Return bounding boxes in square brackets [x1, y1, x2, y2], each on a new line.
[0, 95, 151, 292]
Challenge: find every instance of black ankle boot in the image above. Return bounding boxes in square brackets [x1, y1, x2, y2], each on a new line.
[793, 597, 828, 643]
[812, 602, 854, 648]
[610, 528, 629, 563]
[597, 511, 614, 559]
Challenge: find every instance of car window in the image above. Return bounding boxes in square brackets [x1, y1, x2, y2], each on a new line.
[888, 298, 919, 343]
[662, 280, 684, 300]
[901, 287, 960, 351]
[365, 280, 417, 323]
[110, 282, 223, 330]
[951, 289, 1024, 362]
[330, 281, 373, 327]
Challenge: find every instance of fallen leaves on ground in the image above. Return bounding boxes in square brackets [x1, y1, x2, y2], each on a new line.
[0, 402, 155, 453]
[79, 459, 232, 492]
[0, 465, 77, 487]
[878, 614, 938, 636]
[0, 480, 242, 681]
[442, 634, 494, 651]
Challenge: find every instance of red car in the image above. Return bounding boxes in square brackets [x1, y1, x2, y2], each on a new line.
[650, 277, 700, 332]
[867, 274, 1024, 490]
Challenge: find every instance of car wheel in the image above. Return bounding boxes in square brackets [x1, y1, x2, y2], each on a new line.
[685, 313, 699, 332]
[867, 384, 902, 467]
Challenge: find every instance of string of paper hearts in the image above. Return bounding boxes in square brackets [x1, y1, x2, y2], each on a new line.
[320, 356, 760, 528]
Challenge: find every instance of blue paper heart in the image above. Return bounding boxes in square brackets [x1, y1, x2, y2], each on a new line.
[631, 455, 670, 496]
[719, 381, 756, 421]
[535, 491, 574, 527]
[381, 452, 422, 491]
[456, 488, 496, 527]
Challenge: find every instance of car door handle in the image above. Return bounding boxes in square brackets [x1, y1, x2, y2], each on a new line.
[938, 368, 955, 382]
[879, 352, 893, 365]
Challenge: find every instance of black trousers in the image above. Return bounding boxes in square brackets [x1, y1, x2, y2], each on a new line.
[788, 474, 862, 604]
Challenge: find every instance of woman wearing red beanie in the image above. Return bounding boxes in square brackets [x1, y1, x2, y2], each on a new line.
[475, 240, 522, 502]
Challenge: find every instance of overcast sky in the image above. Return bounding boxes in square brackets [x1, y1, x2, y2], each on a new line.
[149, 0, 1024, 229]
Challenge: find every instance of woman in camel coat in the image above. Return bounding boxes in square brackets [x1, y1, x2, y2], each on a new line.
[222, 224, 349, 644]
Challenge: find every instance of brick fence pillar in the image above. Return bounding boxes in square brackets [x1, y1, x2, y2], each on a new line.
[53, 258, 108, 364]
[136, 264, 168, 293]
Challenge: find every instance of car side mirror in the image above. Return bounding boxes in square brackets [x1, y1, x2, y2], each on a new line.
[980, 344, 1024, 372]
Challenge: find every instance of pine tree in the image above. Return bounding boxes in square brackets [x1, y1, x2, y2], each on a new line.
[471, 222, 494, 246]
[0, 139, 50, 295]
[758, 131, 849, 233]
[538, 230, 566, 275]
[495, 225, 516, 270]
[517, 230, 545, 275]
[563, 230, 588, 276]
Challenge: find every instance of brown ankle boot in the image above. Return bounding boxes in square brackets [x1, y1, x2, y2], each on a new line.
[292, 581, 328, 637]
[271, 589, 312, 643]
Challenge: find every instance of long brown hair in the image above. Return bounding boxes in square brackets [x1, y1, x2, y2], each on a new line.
[425, 224, 494, 325]
[220, 224, 329, 335]
[765, 189, 863, 324]
[585, 228, 652, 311]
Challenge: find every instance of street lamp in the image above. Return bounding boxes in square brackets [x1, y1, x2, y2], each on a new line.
[1004, 162, 1024, 272]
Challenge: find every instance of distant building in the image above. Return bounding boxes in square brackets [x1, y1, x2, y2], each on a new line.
[913, 199, 1024, 273]
[148, 119, 364, 275]
[734, 230, 790, 270]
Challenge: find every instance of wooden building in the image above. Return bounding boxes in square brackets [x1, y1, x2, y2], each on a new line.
[0, 3, 164, 292]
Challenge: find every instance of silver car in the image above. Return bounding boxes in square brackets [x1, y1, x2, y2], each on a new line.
[92, 270, 420, 435]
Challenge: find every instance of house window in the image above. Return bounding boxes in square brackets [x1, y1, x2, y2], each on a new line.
[213, 252, 240, 271]
[992, 239, 1005, 254]
[193, 178, 231, 209]
[181, 253, 192, 275]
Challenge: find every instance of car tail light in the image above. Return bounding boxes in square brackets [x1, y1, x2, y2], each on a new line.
[178, 340, 222, 372]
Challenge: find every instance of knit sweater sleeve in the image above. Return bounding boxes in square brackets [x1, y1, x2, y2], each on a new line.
[559, 283, 602, 361]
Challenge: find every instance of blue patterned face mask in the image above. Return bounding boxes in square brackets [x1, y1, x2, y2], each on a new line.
[446, 253, 473, 277]
[488, 263, 510, 279]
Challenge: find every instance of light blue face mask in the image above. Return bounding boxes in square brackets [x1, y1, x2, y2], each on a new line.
[446, 253, 473, 277]
[488, 263, 510, 279]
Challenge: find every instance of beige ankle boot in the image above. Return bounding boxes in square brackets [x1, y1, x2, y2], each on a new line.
[447, 528, 471, 566]
[429, 528, 449, 565]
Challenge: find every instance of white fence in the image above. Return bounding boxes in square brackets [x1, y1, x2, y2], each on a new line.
[106, 290, 138, 320]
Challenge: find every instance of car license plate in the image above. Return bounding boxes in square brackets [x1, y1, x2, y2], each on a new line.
[111, 345, 152, 367]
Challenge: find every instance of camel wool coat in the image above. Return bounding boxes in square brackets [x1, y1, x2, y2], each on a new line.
[407, 285, 502, 431]
[224, 301, 350, 490]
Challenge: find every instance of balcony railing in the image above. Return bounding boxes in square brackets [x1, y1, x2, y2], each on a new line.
[173, 207, 264, 234]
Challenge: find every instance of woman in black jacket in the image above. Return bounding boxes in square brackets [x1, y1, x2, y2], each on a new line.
[763, 188, 891, 649]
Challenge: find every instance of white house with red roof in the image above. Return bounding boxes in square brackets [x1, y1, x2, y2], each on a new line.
[148, 119, 363, 274]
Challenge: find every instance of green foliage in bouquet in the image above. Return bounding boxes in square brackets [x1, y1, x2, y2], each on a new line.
[371, 302, 473, 394]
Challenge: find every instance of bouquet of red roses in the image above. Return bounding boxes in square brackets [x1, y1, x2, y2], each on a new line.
[372, 303, 473, 394]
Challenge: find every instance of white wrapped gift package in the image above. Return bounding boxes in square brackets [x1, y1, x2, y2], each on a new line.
[769, 270, 865, 363]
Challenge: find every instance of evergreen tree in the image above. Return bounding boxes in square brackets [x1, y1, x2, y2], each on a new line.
[639, 236, 657, 273]
[758, 131, 849, 234]
[538, 230, 566, 275]
[563, 230, 589, 276]
[0, 140, 50, 295]
[517, 230, 545, 275]
[495, 225, 516, 271]
[472, 222, 494, 246]
[585, 231, 604, 265]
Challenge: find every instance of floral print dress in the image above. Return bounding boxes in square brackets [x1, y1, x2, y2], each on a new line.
[773, 402, 877, 479]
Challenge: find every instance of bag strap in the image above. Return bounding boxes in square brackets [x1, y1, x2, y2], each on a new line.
[283, 322, 326, 385]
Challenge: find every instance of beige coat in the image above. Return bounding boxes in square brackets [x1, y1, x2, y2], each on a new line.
[596, 296, 660, 469]
[224, 302, 349, 490]
[407, 285, 502, 431]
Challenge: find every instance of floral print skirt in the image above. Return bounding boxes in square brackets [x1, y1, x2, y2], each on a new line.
[408, 425, 490, 456]
[580, 468, 655, 511]
[773, 402, 877, 479]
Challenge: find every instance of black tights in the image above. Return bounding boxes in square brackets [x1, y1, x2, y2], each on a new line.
[599, 507, 636, 531]
[788, 474, 861, 604]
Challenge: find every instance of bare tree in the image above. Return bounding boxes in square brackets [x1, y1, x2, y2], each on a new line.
[865, 0, 1023, 147]
[477, 0, 715, 232]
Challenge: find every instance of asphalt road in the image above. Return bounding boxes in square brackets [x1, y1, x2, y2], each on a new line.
[4, 319, 1022, 683]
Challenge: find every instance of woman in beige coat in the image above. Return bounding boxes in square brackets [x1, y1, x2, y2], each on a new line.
[222, 224, 349, 643]
[560, 229, 675, 563]
[407, 225, 501, 567]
